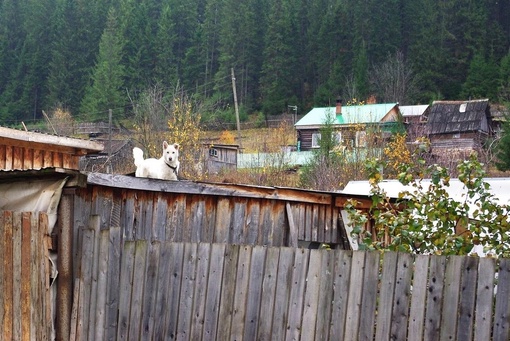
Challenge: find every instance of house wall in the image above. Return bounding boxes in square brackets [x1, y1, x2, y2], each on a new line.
[0, 144, 79, 170]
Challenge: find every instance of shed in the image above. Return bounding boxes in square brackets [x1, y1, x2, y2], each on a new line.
[400, 104, 430, 141]
[294, 101, 401, 151]
[203, 143, 239, 174]
[426, 99, 492, 153]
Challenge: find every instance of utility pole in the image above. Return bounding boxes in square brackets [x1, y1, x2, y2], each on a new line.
[231, 68, 242, 148]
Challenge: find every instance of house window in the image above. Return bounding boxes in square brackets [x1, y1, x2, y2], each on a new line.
[355, 131, 367, 147]
[209, 148, 218, 157]
[312, 132, 342, 148]
[459, 103, 467, 113]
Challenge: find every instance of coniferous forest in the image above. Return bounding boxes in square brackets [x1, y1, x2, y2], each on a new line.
[1, 0, 510, 125]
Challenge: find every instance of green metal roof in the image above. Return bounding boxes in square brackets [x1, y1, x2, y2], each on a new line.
[295, 103, 399, 127]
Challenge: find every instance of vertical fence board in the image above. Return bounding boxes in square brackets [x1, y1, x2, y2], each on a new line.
[424, 255, 446, 341]
[286, 248, 310, 341]
[271, 247, 295, 340]
[116, 240, 136, 340]
[163, 242, 185, 339]
[329, 250, 353, 340]
[12, 212, 22, 341]
[21, 213, 32, 340]
[191, 198, 205, 243]
[315, 250, 335, 341]
[390, 253, 414, 341]
[0, 213, 4, 337]
[76, 223, 97, 341]
[3, 211, 13, 341]
[260, 204, 274, 246]
[408, 255, 430, 341]
[474, 257, 496, 341]
[152, 241, 172, 339]
[493, 258, 510, 341]
[140, 241, 161, 340]
[176, 243, 198, 341]
[272, 203, 286, 247]
[87, 213, 101, 341]
[231, 202, 247, 244]
[105, 225, 121, 341]
[246, 200, 261, 245]
[300, 249, 323, 341]
[142, 193, 154, 240]
[216, 244, 240, 340]
[375, 251, 398, 341]
[456, 256, 479, 341]
[257, 247, 280, 340]
[93, 229, 110, 340]
[230, 245, 253, 340]
[214, 198, 231, 243]
[127, 240, 148, 340]
[202, 243, 226, 340]
[153, 194, 168, 240]
[190, 243, 211, 341]
[359, 251, 381, 341]
[243, 245, 266, 340]
[440, 256, 463, 341]
[344, 251, 365, 341]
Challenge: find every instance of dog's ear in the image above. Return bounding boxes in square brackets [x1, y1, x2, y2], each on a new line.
[173, 143, 180, 150]
[163, 141, 169, 149]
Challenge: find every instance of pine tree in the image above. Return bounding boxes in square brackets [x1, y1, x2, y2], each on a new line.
[496, 117, 510, 172]
[80, 7, 126, 121]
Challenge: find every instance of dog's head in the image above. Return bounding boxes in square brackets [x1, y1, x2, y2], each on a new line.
[163, 141, 179, 163]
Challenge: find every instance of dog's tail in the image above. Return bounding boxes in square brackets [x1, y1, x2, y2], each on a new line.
[133, 147, 145, 168]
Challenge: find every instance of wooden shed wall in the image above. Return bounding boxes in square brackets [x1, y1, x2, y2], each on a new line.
[0, 145, 79, 171]
[72, 174, 349, 256]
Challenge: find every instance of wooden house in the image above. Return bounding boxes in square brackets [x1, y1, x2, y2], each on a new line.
[426, 99, 492, 154]
[294, 100, 401, 151]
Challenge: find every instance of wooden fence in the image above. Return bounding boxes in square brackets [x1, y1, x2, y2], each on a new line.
[71, 218, 510, 341]
[0, 211, 53, 340]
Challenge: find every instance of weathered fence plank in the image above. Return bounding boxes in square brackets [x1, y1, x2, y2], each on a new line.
[474, 257, 496, 341]
[202, 243, 226, 340]
[105, 224, 121, 341]
[12, 211, 22, 341]
[93, 229, 109, 340]
[286, 248, 310, 341]
[300, 249, 322, 341]
[230, 245, 252, 340]
[408, 255, 430, 341]
[493, 258, 510, 341]
[190, 243, 211, 341]
[127, 240, 149, 340]
[176, 243, 198, 341]
[3, 211, 13, 341]
[456, 256, 479, 341]
[243, 245, 266, 340]
[162, 242, 186, 339]
[424, 255, 447, 341]
[116, 240, 136, 340]
[257, 246, 280, 340]
[440, 255, 463, 341]
[315, 249, 335, 341]
[359, 251, 380, 341]
[344, 251, 365, 341]
[329, 250, 353, 340]
[214, 198, 231, 243]
[390, 252, 413, 341]
[375, 251, 398, 341]
[271, 247, 295, 340]
[140, 241, 160, 340]
[216, 244, 240, 340]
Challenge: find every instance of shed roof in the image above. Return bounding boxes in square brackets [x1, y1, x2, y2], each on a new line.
[295, 103, 399, 128]
[427, 99, 490, 135]
[399, 104, 429, 117]
[0, 126, 104, 155]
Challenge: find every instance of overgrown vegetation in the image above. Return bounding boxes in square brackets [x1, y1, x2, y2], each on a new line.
[346, 153, 510, 257]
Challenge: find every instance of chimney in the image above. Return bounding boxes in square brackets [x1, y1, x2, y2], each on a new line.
[336, 98, 342, 115]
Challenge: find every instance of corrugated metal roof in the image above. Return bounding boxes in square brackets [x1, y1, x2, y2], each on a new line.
[399, 104, 429, 117]
[295, 103, 398, 127]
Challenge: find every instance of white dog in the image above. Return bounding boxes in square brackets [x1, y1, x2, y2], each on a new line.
[133, 141, 180, 181]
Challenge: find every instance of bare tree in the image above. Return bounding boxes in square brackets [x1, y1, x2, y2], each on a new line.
[370, 51, 419, 105]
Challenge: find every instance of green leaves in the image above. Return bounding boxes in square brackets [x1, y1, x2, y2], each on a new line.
[346, 154, 510, 257]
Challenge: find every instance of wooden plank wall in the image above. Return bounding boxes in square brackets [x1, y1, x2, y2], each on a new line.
[70, 229, 510, 340]
[0, 211, 53, 340]
[0, 145, 79, 170]
[73, 185, 342, 248]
